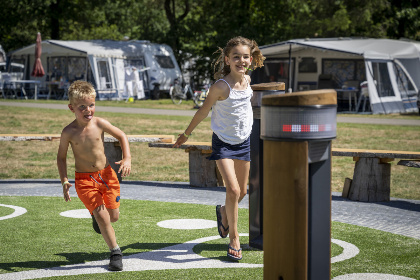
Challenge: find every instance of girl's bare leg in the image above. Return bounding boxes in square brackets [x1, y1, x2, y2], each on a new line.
[216, 159, 250, 259]
[93, 205, 118, 250]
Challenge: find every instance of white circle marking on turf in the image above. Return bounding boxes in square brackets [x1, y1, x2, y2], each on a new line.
[60, 209, 91, 218]
[0, 203, 27, 220]
[157, 219, 217, 229]
[0, 234, 368, 279]
[333, 273, 415, 280]
[331, 238, 360, 263]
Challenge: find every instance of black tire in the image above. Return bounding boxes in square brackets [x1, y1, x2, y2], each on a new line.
[170, 84, 183, 104]
[151, 85, 160, 100]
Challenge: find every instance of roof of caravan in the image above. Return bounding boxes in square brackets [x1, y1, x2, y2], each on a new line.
[10, 40, 173, 58]
[260, 38, 420, 60]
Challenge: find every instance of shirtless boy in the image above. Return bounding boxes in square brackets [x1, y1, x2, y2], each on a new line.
[57, 80, 131, 271]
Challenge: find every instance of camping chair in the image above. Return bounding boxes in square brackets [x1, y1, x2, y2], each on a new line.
[343, 80, 360, 111]
[1, 73, 18, 99]
[356, 81, 370, 112]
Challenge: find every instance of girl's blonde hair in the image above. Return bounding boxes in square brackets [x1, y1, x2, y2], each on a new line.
[213, 36, 265, 80]
[68, 80, 96, 104]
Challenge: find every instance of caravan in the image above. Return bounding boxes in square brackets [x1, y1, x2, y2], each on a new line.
[8, 40, 183, 100]
[252, 38, 420, 114]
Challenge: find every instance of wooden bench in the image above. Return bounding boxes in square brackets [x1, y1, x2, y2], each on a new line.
[333, 148, 420, 202]
[149, 142, 223, 188]
[1, 134, 174, 182]
[149, 142, 420, 202]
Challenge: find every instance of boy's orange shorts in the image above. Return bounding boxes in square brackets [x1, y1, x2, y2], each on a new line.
[75, 165, 120, 214]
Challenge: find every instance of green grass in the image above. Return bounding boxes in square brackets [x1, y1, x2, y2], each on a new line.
[0, 197, 418, 279]
[1, 104, 419, 199]
[0, 98, 200, 111]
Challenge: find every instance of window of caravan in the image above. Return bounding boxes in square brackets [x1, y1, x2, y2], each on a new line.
[250, 59, 295, 90]
[393, 63, 416, 96]
[97, 59, 112, 89]
[371, 62, 395, 97]
[48, 57, 66, 81]
[299, 57, 317, 73]
[322, 59, 365, 88]
[48, 57, 87, 83]
[68, 57, 86, 82]
[125, 58, 149, 90]
[155, 55, 175, 69]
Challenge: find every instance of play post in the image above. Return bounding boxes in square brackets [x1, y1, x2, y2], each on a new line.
[261, 89, 337, 280]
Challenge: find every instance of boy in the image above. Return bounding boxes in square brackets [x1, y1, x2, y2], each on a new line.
[57, 80, 131, 271]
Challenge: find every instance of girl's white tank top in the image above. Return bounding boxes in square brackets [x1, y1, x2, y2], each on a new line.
[211, 78, 253, 145]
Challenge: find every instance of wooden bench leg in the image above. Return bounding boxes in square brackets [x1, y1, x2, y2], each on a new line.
[104, 142, 123, 183]
[188, 150, 223, 187]
[348, 158, 391, 202]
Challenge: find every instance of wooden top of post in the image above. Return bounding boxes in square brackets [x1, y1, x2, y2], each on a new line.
[262, 89, 337, 106]
[251, 82, 285, 91]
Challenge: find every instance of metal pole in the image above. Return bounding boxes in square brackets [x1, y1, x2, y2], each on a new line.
[288, 44, 292, 93]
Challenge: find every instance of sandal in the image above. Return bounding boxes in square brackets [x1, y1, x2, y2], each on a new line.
[227, 244, 242, 261]
[216, 205, 229, 238]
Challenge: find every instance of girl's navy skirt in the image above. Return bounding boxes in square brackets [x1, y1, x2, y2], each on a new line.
[207, 133, 251, 161]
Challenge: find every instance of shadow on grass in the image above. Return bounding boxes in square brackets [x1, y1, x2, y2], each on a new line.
[0, 260, 69, 273]
[193, 243, 257, 262]
[0, 242, 181, 273]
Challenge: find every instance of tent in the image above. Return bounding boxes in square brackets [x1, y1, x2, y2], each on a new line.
[8, 40, 182, 99]
[252, 38, 420, 114]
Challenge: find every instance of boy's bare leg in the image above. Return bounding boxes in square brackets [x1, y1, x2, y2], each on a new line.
[93, 205, 118, 250]
[216, 159, 249, 259]
[107, 208, 120, 223]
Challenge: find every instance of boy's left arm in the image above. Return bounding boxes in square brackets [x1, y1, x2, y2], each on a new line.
[99, 119, 132, 177]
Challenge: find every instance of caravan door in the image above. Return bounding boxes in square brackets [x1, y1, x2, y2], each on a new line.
[365, 60, 406, 114]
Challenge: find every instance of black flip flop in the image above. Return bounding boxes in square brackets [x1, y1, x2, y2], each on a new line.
[227, 245, 242, 261]
[216, 205, 229, 238]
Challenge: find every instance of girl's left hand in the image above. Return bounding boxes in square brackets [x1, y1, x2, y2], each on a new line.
[172, 133, 188, 148]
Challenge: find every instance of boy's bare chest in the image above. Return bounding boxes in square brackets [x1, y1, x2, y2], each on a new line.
[70, 128, 104, 149]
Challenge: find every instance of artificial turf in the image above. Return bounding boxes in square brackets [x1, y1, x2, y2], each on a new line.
[0, 196, 418, 279]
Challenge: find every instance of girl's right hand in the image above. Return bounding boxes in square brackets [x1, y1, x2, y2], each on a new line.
[172, 133, 189, 148]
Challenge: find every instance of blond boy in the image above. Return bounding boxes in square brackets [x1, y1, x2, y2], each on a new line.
[57, 80, 131, 271]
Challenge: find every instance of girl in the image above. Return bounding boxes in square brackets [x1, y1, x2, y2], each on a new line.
[173, 36, 265, 261]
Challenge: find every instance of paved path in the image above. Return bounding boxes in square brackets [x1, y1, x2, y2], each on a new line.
[0, 179, 419, 239]
[1, 101, 420, 126]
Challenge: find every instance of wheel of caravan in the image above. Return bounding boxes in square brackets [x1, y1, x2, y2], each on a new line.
[170, 84, 183, 104]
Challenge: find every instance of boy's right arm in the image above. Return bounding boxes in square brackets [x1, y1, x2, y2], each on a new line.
[57, 130, 72, 202]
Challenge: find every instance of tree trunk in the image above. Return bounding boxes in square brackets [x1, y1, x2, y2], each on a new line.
[348, 158, 391, 202]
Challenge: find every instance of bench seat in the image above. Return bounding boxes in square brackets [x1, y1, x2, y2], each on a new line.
[150, 142, 420, 202]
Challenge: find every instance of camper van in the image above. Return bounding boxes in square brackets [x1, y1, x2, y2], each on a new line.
[252, 38, 420, 114]
[8, 40, 183, 100]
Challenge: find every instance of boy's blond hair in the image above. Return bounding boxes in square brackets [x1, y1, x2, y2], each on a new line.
[68, 81, 96, 104]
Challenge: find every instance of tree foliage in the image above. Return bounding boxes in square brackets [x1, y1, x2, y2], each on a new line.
[1, 0, 418, 84]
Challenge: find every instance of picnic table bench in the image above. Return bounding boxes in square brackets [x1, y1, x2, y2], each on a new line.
[149, 142, 420, 202]
[1, 134, 174, 182]
[333, 148, 420, 201]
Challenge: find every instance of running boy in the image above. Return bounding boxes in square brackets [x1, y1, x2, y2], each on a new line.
[57, 80, 131, 271]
